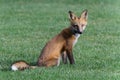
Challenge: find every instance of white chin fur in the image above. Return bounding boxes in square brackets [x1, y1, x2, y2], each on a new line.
[11, 65, 18, 71]
[73, 33, 80, 46]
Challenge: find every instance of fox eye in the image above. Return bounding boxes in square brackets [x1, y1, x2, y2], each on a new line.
[73, 25, 78, 28]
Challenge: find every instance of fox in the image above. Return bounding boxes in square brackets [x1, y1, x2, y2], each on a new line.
[11, 9, 88, 71]
[37, 9, 88, 67]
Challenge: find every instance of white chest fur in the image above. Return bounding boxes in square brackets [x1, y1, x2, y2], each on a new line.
[73, 34, 80, 46]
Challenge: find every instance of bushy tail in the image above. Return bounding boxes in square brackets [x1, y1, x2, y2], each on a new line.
[11, 60, 37, 71]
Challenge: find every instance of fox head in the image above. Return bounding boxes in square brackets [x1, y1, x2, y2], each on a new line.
[69, 9, 88, 34]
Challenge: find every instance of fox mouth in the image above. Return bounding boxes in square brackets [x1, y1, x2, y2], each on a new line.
[71, 26, 83, 34]
[71, 28, 83, 34]
[73, 28, 83, 34]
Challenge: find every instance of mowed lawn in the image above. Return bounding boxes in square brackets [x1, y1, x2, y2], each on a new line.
[0, 0, 120, 80]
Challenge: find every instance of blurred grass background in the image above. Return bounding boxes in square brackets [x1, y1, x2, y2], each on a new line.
[0, 0, 120, 80]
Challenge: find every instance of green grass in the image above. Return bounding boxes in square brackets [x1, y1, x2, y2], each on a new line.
[0, 0, 120, 80]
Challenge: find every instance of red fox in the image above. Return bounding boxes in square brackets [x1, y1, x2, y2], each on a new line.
[11, 10, 88, 71]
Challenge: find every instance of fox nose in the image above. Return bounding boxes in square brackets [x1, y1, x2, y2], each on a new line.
[79, 32, 82, 34]
[78, 31, 82, 34]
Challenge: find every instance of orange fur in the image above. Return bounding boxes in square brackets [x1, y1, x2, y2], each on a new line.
[37, 10, 88, 67]
[11, 10, 88, 71]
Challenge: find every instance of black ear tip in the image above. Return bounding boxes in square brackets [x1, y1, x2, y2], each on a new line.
[68, 11, 72, 14]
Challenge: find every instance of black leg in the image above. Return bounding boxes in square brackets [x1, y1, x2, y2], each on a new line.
[66, 50, 75, 64]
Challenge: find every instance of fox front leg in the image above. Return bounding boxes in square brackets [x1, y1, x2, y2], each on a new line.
[66, 49, 75, 64]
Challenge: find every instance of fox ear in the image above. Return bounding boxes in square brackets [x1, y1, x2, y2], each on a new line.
[80, 9, 88, 20]
[68, 11, 77, 20]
